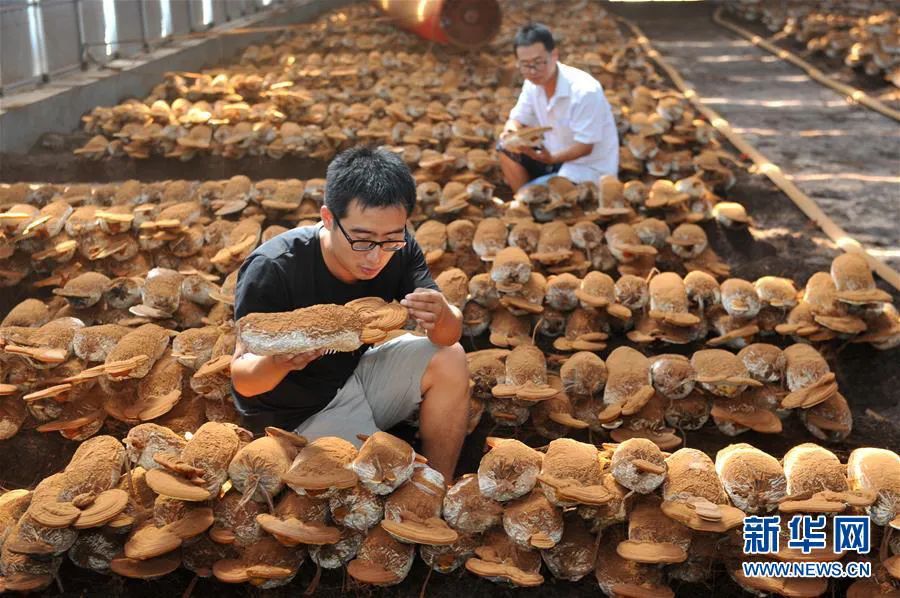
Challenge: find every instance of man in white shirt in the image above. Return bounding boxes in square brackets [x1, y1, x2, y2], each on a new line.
[498, 23, 619, 192]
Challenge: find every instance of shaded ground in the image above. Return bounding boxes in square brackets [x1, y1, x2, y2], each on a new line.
[723, 8, 900, 110]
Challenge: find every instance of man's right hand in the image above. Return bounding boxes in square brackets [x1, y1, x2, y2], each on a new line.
[271, 349, 326, 372]
[499, 128, 518, 150]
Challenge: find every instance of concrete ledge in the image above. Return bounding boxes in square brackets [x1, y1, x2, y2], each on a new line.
[0, 0, 352, 154]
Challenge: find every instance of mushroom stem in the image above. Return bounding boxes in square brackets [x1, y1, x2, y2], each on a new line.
[181, 575, 198, 598]
[304, 563, 322, 596]
[237, 476, 260, 510]
[419, 562, 433, 598]
[260, 484, 275, 515]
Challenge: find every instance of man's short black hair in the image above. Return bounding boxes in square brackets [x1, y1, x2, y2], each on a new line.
[514, 23, 555, 53]
[324, 146, 416, 219]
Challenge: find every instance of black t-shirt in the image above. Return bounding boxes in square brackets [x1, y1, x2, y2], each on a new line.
[232, 223, 438, 432]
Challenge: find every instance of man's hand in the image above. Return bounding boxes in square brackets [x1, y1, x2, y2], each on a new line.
[521, 145, 556, 164]
[270, 349, 326, 372]
[401, 288, 448, 332]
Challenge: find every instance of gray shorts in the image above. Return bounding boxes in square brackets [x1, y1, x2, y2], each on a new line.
[294, 333, 440, 446]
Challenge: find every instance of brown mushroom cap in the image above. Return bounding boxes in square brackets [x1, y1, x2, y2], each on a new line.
[477, 438, 544, 502]
[380, 517, 459, 546]
[618, 499, 689, 564]
[110, 552, 181, 579]
[782, 344, 838, 409]
[667, 223, 707, 246]
[831, 253, 892, 304]
[847, 447, 900, 526]
[595, 526, 673, 597]
[54, 271, 111, 300]
[144, 468, 211, 502]
[691, 349, 761, 395]
[465, 529, 544, 587]
[282, 436, 358, 491]
[560, 351, 607, 398]
[660, 449, 744, 531]
[124, 525, 182, 560]
[710, 380, 780, 429]
[73, 489, 130, 529]
[575, 271, 616, 307]
[256, 513, 341, 546]
[601, 347, 655, 421]
[538, 439, 609, 506]
[737, 343, 785, 383]
[347, 526, 414, 586]
[754, 276, 798, 308]
[648, 273, 700, 327]
[610, 438, 668, 494]
[212, 536, 302, 586]
[715, 444, 787, 513]
[352, 432, 417, 494]
[649, 354, 696, 400]
[530, 221, 573, 264]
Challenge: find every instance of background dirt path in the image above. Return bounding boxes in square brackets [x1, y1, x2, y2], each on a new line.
[614, 2, 900, 271]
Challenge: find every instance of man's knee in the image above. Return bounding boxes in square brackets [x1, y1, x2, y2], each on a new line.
[424, 343, 468, 389]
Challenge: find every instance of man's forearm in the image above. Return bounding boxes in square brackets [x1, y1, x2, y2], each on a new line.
[428, 304, 463, 347]
[554, 141, 593, 164]
[231, 352, 290, 397]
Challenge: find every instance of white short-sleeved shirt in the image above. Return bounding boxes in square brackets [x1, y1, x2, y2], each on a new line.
[509, 62, 619, 183]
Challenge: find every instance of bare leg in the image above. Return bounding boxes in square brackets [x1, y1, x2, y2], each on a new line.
[418, 343, 469, 483]
[498, 151, 530, 193]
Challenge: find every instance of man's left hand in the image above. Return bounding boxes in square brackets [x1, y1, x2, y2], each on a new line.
[522, 146, 556, 164]
[401, 288, 448, 332]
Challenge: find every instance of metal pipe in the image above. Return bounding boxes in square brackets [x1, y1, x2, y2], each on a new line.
[31, 0, 51, 82]
[373, 0, 501, 50]
[136, 0, 150, 50]
[74, 0, 87, 69]
[186, 0, 195, 32]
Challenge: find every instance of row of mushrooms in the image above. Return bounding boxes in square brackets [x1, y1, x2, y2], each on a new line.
[1, 177, 894, 350]
[466, 342, 853, 448]
[72, 0, 744, 198]
[1, 428, 898, 596]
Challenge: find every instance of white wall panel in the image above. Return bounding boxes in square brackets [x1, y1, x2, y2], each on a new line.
[42, 0, 81, 74]
[0, 2, 41, 88]
[169, 0, 191, 35]
[112, 0, 142, 57]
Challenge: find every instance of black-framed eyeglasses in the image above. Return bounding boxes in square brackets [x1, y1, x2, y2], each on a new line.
[516, 56, 549, 72]
[334, 217, 408, 252]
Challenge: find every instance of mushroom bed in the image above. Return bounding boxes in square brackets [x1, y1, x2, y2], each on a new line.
[1, 0, 899, 597]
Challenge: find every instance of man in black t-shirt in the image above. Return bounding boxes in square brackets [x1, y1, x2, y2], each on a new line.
[231, 147, 468, 482]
